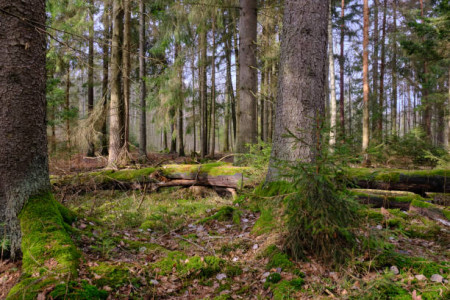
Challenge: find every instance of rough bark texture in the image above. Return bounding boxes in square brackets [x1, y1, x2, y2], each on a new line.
[101, 0, 110, 156]
[328, 1, 337, 152]
[138, 0, 147, 159]
[210, 16, 216, 157]
[108, 0, 125, 166]
[87, 0, 95, 157]
[123, 0, 131, 152]
[0, 0, 49, 258]
[362, 0, 370, 154]
[266, 0, 329, 181]
[391, 0, 398, 135]
[371, 0, 379, 136]
[378, 0, 387, 139]
[235, 0, 258, 156]
[199, 29, 208, 158]
[339, 0, 346, 140]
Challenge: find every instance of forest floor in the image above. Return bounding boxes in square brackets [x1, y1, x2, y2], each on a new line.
[2, 154, 450, 299]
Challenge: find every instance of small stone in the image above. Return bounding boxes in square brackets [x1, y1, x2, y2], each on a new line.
[262, 272, 270, 278]
[150, 279, 159, 285]
[253, 244, 259, 250]
[415, 274, 426, 281]
[79, 223, 87, 229]
[376, 225, 383, 230]
[430, 274, 443, 283]
[216, 273, 227, 280]
[138, 229, 143, 232]
[232, 257, 239, 262]
[276, 267, 282, 273]
[242, 218, 249, 223]
[139, 247, 147, 253]
[390, 266, 399, 275]
[389, 236, 395, 241]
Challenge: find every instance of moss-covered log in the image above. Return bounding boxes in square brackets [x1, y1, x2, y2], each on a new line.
[7, 192, 80, 299]
[352, 189, 450, 226]
[347, 168, 450, 195]
[52, 163, 250, 193]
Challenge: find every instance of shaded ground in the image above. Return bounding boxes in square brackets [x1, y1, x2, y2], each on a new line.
[3, 154, 450, 299]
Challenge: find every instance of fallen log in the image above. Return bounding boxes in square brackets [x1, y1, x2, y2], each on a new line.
[347, 168, 450, 196]
[352, 189, 450, 226]
[52, 163, 249, 194]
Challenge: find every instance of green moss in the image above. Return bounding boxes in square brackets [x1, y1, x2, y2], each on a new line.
[267, 273, 282, 283]
[374, 250, 449, 277]
[252, 208, 277, 234]
[161, 163, 249, 177]
[346, 168, 450, 182]
[49, 281, 108, 299]
[271, 279, 303, 300]
[7, 192, 80, 300]
[90, 262, 136, 288]
[365, 210, 384, 222]
[411, 199, 434, 208]
[151, 252, 224, 278]
[387, 218, 403, 228]
[264, 245, 295, 271]
[198, 206, 239, 224]
[443, 209, 450, 221]
[105, 168, 156, 181]
[358, 275, 409, 299]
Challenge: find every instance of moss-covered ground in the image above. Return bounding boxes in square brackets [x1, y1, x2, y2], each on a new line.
[4, 163, 449, 299]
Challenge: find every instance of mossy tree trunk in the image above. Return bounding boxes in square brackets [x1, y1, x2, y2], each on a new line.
[0, 0, 49, 259]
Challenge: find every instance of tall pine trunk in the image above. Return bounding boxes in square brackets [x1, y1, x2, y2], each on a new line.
[101, 0, 110, 156]
[138, 0, 147, 159]
[199, 29, 208, 158]
[266, 0, 329, 181]
[328, 0, 337, 152]
[210, 16, 216, 157]
[108, 0, 125, 167]
[339, 0, 346, 140]
[362, 0, 370, 158]
[391, 0, 398, 135]
[378, 0, 387, 139]
[236, 0, 258, 158]
[87, 0, 95, 156]
[123, 0, 131, 153]
[0, 0, 48, 258]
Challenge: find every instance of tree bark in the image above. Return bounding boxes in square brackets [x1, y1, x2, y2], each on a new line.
[372, 0, 379, 138]
[391, 0, 398, 136]
[362, 0, 370, 156]
[235, 0, 258, 158]
[123, 0, 131, 153]
[210, 16, 216, 157]
[87, 0, 95, 157]
[138, 0, 147, 159]
[108, 0, 125, 167]
[378, 0, 387, 139]
[266, 0, 329, 181]
[339, 0, 346, 140]
[199, 29, 208, 158]
[101, 0, 111, 156]
[328, 1, 337, 152]
[0, 0, 49, 258]
[65, 65, 71, 150]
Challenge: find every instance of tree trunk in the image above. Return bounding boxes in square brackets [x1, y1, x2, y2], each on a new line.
[87, 0, 95, 157]
[328, 1, 337, 153]
[266, 0, 329, 181]
[199, 29, 208, 158]
[378, 0, 387, 139]
[210, 16, 216, 157]
[362, 0, 370, 157]
[0, 0, 49, 259]
[233, 20, 239, 144]
[371, 0, 379, 139]
[101, 0, 111, 156]
[235, 0, 258, 158]
[138, 0, 147, 159]
[446, 69, 450, 151]
[65, 65, 71, 150]
[108, 0, 125, 167]
[176, 44, 185, 157]
[391, 0, 398, 135]
[191, 54, 197, 154]
[123, 0, 131, 153]
[339, 0, 346, 141]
